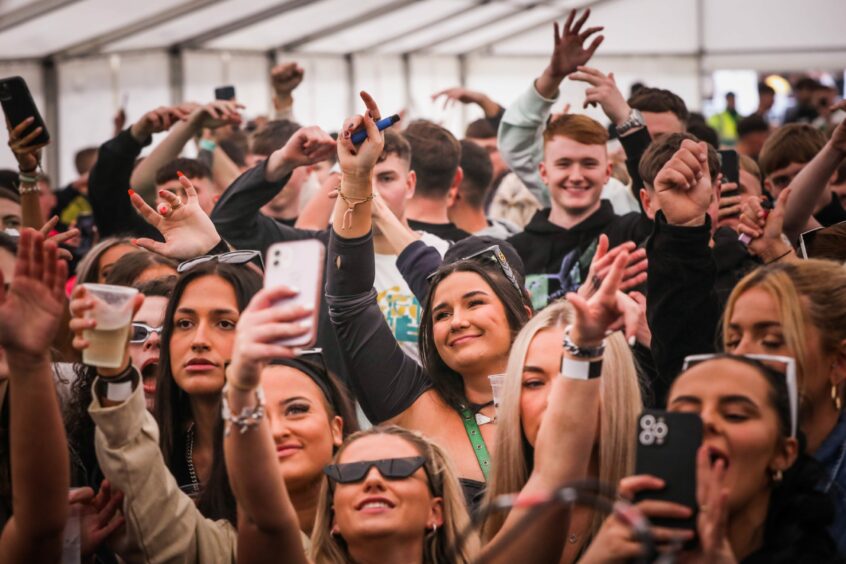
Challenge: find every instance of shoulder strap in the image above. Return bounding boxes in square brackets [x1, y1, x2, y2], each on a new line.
[460, 408, 491, 480]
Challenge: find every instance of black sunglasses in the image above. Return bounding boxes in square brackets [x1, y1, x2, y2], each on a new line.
[324, 456, 432, 492]
[176, 250, 263, 273]
[428, 244, 522, 295]
[130, 322, 163, 344]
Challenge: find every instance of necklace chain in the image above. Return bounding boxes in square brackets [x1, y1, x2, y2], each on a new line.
[185, 423, 200, 494]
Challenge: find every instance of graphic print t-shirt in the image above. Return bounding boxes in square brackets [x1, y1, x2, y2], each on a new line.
[373, 233, 449, 363]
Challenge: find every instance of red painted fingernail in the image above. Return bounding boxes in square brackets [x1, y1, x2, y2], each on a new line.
[343, 131, 350, 139]
[159, 205, 167, 214]
[130, 239, 138, 245]
[127, 189, 134, 196]
[177, 170, 185, 178]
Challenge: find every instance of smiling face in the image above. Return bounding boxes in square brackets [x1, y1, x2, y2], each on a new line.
[430, 271, 512, 377]
[130, 295, 168, 408]
[263, 365, 343, 491]
[540, 136, 611, 218]
[330, 434, 442, 543]
[668, 358, 797, 513]
[168, 275, 239, 396]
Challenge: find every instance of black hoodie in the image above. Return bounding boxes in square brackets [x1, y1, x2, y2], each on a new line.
[507, 201, 650, 307]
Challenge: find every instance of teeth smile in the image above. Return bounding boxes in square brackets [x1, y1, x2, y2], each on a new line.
[362, 502, 391, 509]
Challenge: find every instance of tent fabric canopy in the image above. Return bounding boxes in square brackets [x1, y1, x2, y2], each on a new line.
[0, 0, 843, 183]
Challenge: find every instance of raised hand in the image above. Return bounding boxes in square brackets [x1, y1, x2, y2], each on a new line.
[38, 215, 79, 261]
[265, 125, 336, 183]
[128, 173, 222, 259]
[271, 62, 305, 98]
[129, 103, 197, 142]
[6, 116, 46, 172]
[548, 9, 604, 79]
[566, 251, 641, 347]
[653, 140, 713, 227]
[226, 286, 312, 390]
[193, 100, 244, 130]
[568, 66, 631, 125]
[578, 234, 648, 300]
[69, 481, 126, 558]
[0, 229, 67, 357]
[737, 188, 794, 262]
[828, 100, 846, 156]
[337, 91, 386, 177]
[430, 87, 501, 117]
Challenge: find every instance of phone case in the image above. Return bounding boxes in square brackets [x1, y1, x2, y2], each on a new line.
[718, 149, 739, 185]
[634, 410, 703, 531]
[264, 240, 325, 348]
[0, 76, 49, 146]
[214, 85, 236, 101]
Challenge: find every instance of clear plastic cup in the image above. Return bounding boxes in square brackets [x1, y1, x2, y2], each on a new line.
[489, 373, 506, 418]
[82, 283, 138, 369]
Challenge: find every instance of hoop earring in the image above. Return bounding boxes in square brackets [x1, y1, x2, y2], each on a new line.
[832, 383, 842, 411]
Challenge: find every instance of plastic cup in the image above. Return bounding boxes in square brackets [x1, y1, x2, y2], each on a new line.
[82, 283, 138, 369]
[489, 373, 506, 418]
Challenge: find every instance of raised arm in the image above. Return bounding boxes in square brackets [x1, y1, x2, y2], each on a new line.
[326, 93, 432, 423]
[222, 286, 312, 564]
[432, 87, 504, 129]
[498, 9, 604, 208]
[210, 127, 334, 253]
[271, 62, 304, 121]
[780, 101, 846, 242]
[88, 105, 187, 239]
[5, 117, 47, 228]
[0, 229, 69, 563]
[130, 101, 242, 201]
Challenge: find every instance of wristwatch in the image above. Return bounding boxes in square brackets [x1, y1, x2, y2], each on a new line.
[615, 109, 645, 136]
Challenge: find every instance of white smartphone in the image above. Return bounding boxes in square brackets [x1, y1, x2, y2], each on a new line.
[264, 239, 325, 348]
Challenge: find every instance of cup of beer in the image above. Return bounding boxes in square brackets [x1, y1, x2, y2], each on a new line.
[82, 284, 139, 368]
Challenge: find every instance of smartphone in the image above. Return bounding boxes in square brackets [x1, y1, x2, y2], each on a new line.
[264, 240, 324, 348]
[214, 85, 236, 101]
[718, 149, 740, 187]
[634, 410, 703, 532]
[0, 76, 49, 146]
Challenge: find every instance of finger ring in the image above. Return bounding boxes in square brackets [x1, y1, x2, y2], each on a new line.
[171, 200, 183, 210]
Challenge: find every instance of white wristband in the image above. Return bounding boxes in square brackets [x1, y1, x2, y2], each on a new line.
[560, 356, 602, 380]
[106, 380, 134, 402]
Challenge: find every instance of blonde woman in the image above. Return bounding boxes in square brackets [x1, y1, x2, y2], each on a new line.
[482, 297, 643, 561]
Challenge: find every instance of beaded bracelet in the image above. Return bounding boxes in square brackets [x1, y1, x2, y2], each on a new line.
[221, 383, 266, 436]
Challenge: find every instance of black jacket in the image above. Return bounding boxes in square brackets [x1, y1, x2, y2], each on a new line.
[88, 129, 161, 240]
[507, 202, 651, 306]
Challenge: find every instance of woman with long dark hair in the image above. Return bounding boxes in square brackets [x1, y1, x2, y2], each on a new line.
[326, 92, 531, 509]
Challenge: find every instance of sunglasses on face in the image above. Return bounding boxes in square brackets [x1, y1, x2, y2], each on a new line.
[176, 250, 263, 274]
[429, 244, 523, 296]
[324, 456, 434, 493]
[682, 353, 798, 437]
[130, 322, 163, 344]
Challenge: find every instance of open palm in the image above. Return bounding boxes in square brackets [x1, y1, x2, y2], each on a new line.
[129, 175, 221, 260]
[549, 9, 604, 78]
[0, 229, 67, 356]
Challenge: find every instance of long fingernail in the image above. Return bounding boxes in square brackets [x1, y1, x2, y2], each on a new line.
[127, 189, 134, 196]
[159, 205, 168, 214]
[177, 170, 185, 178]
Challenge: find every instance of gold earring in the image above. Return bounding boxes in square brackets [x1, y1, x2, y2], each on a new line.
[832, 383, 842, 411]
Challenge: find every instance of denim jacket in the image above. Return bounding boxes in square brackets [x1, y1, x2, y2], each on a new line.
[815, 411, 846, 554]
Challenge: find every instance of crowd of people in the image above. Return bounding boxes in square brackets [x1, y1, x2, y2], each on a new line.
[1, 8, 845, 563]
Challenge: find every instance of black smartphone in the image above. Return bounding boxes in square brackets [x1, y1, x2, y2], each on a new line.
[214, 85, 236, 101]
[634, 410, 703, 532]
[718, 149, 740, 187]
[0, 76, 49, 145]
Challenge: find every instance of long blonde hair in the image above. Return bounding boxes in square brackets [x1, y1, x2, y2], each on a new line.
[724, 260, 846, 401]
[311, 425, 479, 564]
[481, 300, 643, 542]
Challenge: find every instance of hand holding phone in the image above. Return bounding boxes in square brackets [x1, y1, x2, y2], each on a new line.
[263, 240, 325, 348]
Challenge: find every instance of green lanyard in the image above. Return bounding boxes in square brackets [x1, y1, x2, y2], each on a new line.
[460, 408, 491, 480]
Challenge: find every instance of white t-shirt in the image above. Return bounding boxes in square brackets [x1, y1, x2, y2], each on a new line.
[373, 232, 448, 363]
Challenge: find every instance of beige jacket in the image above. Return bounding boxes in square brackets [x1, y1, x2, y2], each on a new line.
[89, 379, 237, 564]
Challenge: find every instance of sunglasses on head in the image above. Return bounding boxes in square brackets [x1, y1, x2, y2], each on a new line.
[324, 456, 433, 493]
[176, 250, 263, 274]
[130, 322, 163, 344]
[429, 244, 522, 295]
[682, 353, 798, 437]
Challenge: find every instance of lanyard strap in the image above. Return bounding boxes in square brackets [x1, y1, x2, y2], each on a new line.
[460, 408, 491, 480]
